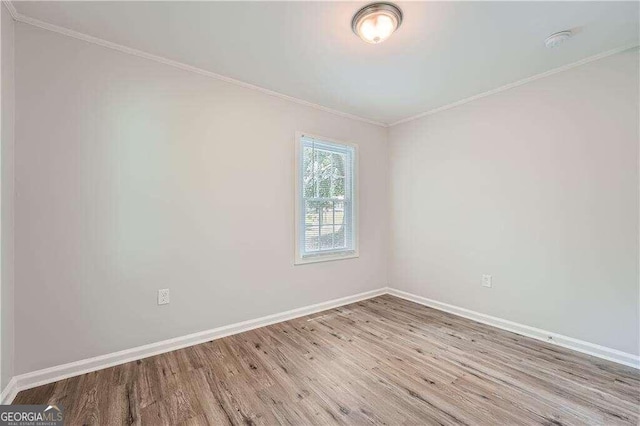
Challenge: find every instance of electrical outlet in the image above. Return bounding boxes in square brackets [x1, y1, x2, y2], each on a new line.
[482, 274, 492, 288]
[158, 289, 170, 305]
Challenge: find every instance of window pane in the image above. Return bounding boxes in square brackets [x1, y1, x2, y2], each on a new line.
[334, 224, 346, 249]
[320, 202, 334, 225]
[334, 201, 345, 226]
[305, 200, 319, 225]
[332, 177, 345, 199]
[316, 150, 332, 198]
[320, 225, 334, 250]
[302, 146, 315, 198]
[332, 153, 345, 177]
[305, 226, 319, 251]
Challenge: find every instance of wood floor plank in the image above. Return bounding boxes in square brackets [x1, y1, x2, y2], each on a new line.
[12, 295, 640, 425]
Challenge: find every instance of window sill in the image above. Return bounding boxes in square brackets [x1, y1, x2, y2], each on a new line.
[294, 252, 359, 265]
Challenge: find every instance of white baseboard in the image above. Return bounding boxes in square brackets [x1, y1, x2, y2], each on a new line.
[6, 288, 386, 402]
[0, 377, 17, 405]
[387, 288, 640, 369]
[3, 285, 637, 404]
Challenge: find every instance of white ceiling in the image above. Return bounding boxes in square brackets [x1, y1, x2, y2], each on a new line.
[13, 1, 640, 125]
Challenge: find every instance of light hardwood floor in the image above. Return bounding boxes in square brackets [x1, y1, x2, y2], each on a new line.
[13, 295, 640, 425]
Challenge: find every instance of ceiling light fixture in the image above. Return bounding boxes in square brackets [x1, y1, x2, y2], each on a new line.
[352, 2, 403, 44]
[544, 31, 573, 48]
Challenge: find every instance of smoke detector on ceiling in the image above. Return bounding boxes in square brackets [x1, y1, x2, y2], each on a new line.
[545, 31, 573, 48]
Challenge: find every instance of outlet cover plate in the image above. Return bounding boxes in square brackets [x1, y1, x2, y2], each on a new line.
[482, 274, 492, 288]
[158, 289, 170, 305]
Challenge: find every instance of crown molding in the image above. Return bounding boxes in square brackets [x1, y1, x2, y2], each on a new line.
[2, 0, 18, 20]
[389, 43, 640, 127]
[4, 1, 638, 129]
[6, 1, 388, 128]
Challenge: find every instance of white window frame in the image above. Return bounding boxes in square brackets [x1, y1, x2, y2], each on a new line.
[294, 132, 359, 265]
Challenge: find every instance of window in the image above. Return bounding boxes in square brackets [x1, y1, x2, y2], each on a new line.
[295, 132, 358, 264]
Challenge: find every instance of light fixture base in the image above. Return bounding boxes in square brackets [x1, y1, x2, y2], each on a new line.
[352, 2, 403, 44]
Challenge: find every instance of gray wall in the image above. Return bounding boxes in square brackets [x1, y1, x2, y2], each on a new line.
[7, 19, 640, 378]
[1, 4, 15, 390]
[389, 48, 639, 355]
[14, 24, 389, 374]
